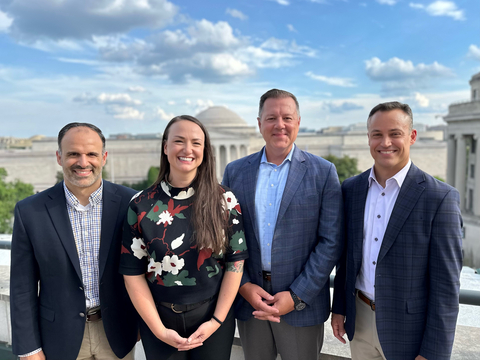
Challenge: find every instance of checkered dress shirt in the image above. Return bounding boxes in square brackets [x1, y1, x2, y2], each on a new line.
[64, 181, 103, 310]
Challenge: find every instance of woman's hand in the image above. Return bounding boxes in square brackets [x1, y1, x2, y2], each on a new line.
[186, 319, 221, 346]
[158, 328, 203, 351]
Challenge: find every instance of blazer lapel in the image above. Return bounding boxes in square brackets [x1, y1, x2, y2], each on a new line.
[243, 152, 262, 246]
[351, 171, 370, 271]
[276, 146, 306, 226]
[46, 182, 83, 282]
[377, 164, 425, 264]
[98, 181, 122, 279]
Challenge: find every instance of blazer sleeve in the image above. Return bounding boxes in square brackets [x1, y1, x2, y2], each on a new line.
[419, 187, 463, 360]
[10, 203, 43, 355]
[290, 162, 344, 305]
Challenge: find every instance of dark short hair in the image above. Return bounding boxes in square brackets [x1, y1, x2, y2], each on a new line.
[258, 89, 300, 117]
[57, 123, 106, 153]
[367, 101, 413, 131]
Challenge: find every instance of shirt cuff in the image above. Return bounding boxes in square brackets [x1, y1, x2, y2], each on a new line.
[19, 348, 42, 357]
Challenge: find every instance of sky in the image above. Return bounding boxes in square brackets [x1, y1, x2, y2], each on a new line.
[0, 0, 479, 138]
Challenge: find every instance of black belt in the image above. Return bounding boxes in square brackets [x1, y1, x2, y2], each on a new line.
[262, 271, 271, 281]
[159, 296, 214, 314]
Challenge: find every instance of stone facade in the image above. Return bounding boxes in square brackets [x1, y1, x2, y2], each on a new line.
[444, 72, 480, 268]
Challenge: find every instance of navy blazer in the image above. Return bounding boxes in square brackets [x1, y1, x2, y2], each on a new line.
[10, 181, 138, 360]
[332, 164, 463, 360]
[222, 146, 343, 327]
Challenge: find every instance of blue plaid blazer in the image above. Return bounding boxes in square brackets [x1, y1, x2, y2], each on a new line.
[222, 146, 343, 326]
[332, 164, 463, 360]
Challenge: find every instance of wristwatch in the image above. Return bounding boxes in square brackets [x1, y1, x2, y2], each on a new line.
[289, 289, 306, 311]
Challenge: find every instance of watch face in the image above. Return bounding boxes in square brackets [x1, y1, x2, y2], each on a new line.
[296, 302, 306, 311]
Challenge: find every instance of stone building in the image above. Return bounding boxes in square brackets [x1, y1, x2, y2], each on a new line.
[444, 71, 480, 268]
[1, 105, 447, 193]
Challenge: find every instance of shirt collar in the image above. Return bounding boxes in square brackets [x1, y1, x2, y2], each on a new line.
[368, 159, 412, 188]
[63, 181, 103, 208]
[260, 144, 295, 166]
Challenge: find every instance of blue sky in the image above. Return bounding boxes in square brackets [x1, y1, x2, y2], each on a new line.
[0, 0, 479, 137]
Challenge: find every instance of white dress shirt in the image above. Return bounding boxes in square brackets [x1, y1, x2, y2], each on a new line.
[355, 160, 412, 300]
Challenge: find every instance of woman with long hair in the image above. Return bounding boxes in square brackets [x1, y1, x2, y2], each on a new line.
[120, 115, 248, 360]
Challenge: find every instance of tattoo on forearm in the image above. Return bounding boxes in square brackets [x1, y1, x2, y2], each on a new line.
[226, 260, 244, 273]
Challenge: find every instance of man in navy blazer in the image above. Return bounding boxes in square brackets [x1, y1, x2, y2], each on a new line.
[10, 123, 138, 360]
[222, 89, 343, 360]
[332, 102, 463, 360]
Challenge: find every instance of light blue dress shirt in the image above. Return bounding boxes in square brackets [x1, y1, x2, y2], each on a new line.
[255, 144, 295, 271]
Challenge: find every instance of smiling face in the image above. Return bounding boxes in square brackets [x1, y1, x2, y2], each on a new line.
[258, 96, 300, 164]
[56, 126, 107, 196]
[163, 120, 205, 185]
[368, 109, 417, 181]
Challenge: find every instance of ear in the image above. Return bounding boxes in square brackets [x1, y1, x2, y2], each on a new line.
[56, 151, 62, 166]
[410, 129, 417, 145]
[257, 117, 261, 131]
[102, 151, 108, 166]
[163, 141, 168, 155]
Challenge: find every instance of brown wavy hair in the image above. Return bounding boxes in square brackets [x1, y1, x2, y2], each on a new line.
[154, 115, 228, 254]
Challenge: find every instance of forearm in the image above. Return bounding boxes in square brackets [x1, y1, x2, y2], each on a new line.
[123, 275, 166, 339]
[213, 261, 244, 321]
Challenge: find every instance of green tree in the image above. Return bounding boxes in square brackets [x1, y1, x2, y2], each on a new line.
[324, 155, 360, 183]
[123, 166, 160, 191]
[0, 168, 35, 233]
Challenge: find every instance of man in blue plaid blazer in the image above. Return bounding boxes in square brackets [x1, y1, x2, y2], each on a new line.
[332, 102, 463, 360]
[222, 89, 343, 360]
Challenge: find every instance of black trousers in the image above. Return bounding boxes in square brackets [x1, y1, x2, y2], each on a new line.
[140, 297, 235, 360]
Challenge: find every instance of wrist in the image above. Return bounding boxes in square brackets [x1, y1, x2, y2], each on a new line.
[289, 289, 306, 311]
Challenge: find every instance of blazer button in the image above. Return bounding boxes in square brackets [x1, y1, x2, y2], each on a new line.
[79, 312, 85, 317]
[79, 286, 83, 291]
[258, 272, 262, 276]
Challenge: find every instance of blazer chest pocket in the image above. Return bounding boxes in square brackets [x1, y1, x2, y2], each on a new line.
[406, 298, 427, 314]
[40, 305, 55, 322]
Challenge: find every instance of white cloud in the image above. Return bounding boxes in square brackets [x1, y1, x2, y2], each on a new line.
[107, 105, 144, 120]
[377, 0, 397, 5]
[128, 86, 147, 92]
[271, 0, 290, 5]
[365, 57, 454, 95]
[226, 8, 248, 21]
[365, 57, 453, 80]
[287, 24, 297, 33]
[0, 10, 13, 32]
[409, 1, 465, 21]
[156, 107, 174, 121]
[57, 58, 99, 66]
[414, 92, 430, 107]
[323, 101, 363, 113]
[97, 20, 315, 83]
[467, 45, 480, 61]
[74, 93, 142, 105]
[305, 71, 356, 87]
[193, 99, 214, 114]
[1, 0, 178, 41]
[167, 100, 176, 105]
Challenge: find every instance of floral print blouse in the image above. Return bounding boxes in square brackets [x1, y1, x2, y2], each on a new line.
[120, 180, 248, 305]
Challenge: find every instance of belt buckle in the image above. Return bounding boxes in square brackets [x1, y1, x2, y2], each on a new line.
[171, 303, 183, 314]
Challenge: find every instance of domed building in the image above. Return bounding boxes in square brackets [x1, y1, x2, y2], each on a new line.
[196, 106, 257, 179]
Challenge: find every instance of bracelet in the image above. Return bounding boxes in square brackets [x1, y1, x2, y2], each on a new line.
[212, 315, 223, 325]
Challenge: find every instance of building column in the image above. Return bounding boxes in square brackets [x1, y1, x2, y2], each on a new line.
[446, 135, 456, 187]
[214, 145, 221, 178]
[226, 145, 231, 167]
[474, 135, 480, 216]
[454, 134, 467, 211]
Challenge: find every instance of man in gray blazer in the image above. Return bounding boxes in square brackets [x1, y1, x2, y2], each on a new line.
[332, 102, 463, 360]
[222, 89, 343, 360]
